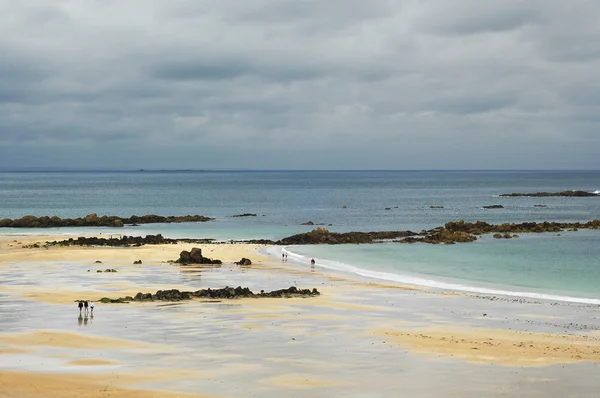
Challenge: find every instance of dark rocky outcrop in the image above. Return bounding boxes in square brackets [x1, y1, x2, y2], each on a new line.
[231, 213, 257, 217]
[133, 260, 142, 264]
[301, 221, 315, 225]
[500, 191, 599, 197]
[176, 248, 222, 265]
[275, 220, 600, 245]
[483, 205, 504, 209]
[235, 258, 252, 265]
[277, 228, 418, 245]
[0, 214, 215, 228]
[430, 205, 444, 209]
[46, 234, 215, 247]
[534, 204, 548, 208]
[99, 286, 320, 303]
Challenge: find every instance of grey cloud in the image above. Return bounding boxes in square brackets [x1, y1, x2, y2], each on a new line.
[0, 0, 599, 170]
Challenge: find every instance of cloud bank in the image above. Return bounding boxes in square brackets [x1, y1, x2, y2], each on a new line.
[1, 0, 599, 169]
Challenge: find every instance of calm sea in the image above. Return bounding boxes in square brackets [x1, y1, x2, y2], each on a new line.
[1, 170, 599, 301]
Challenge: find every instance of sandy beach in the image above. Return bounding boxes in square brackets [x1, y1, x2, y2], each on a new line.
[1, 234, 600, 397]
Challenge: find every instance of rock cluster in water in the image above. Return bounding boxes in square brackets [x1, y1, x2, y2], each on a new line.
[0, 213, 214, 228]
[99, 286, 320, 303]
[500, 190, 599, 197]
[276, 220, 600, 245]
[277, 227, 417, 245]
[175, 248, 222, 265]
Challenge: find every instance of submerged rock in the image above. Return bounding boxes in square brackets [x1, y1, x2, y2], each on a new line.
[483, 205, 504, 209]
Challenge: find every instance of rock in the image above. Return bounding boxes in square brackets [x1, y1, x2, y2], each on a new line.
[96, 270, 103, 273]
[341, 205, 348, 208]
[231, 213, 257, 217]
[430, 205, 444, 209]
[500, 190, 600, 197]
[46, 234, 215, 248]
[0, 214, 215, 228]
[533, 204, 548, 208]
[235, 258, 252, 265]
[95, 260, 102, 263]
[301, 221, 315, 225]
[101, 286, 320, 303]
[483, 205, 504, 209]
[176, 248, 222, 265]
[133, 260, 142, 264]
[493, 234, 503, 239]
[84, 213, 98, 223]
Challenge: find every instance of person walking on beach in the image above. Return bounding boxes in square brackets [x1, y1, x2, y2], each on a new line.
[84, 300, 89, 315]
[78, 301, 83, 313]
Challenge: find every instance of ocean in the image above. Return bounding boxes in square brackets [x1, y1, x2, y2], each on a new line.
[1, 170, 599, 302]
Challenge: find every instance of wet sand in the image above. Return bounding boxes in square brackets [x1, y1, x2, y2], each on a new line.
[1, 234, 600, 397]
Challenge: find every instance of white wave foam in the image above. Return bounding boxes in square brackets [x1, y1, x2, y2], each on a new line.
[266, 246, 600, 306]
[594, 190, 600, 194]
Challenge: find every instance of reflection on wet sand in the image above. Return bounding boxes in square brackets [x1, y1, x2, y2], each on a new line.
[2, 239, 600, 397]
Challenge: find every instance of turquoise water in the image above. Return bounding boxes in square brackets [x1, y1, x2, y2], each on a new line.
[285, 230, 600, 303]
[1, 170, 600, 301]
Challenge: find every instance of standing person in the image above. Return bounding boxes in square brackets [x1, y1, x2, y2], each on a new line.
[90, 301, 95, 315]
[310, 258, 315, 266]
[84, 300, 89, 315]
[78, 301, 83, 314]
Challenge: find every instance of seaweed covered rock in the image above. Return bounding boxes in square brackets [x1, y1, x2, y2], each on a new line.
[100, 286, 320, 303]
[278, 228, 417, 245]
[235, 258, 252, 265]
[0, 214, 215, 228]
[47, 235, 215, 247]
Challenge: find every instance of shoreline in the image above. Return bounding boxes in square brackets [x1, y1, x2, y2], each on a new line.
[5, 232, 600, 306]
[266, 242, 600, 306]
[2, 233, 600, 397]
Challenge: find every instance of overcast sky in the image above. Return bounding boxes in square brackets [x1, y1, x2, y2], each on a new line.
[1, 0, 599, 170]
